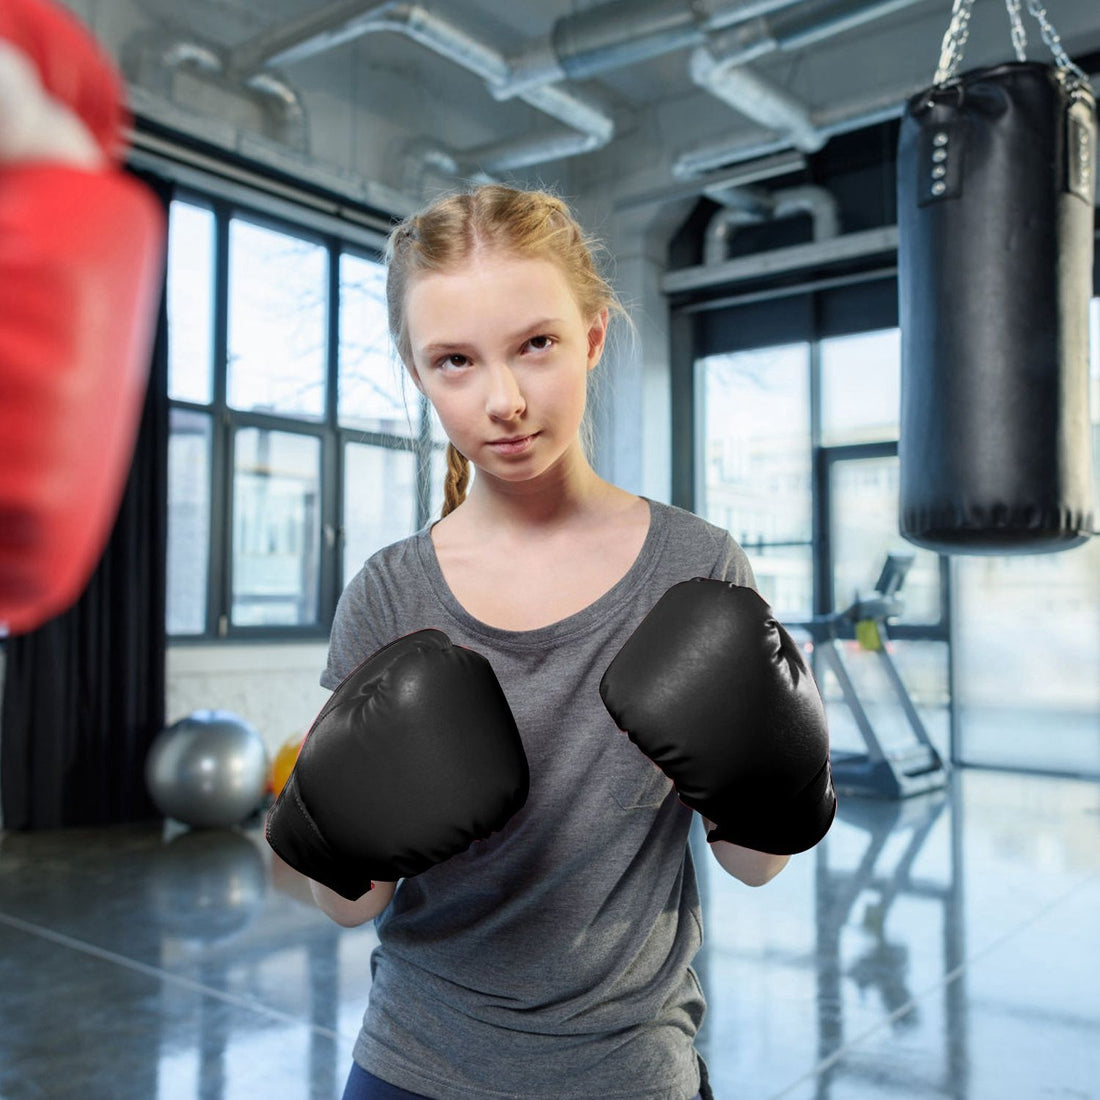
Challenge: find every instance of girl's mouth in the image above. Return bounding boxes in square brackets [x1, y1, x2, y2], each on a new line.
[488, 433, 538, 455]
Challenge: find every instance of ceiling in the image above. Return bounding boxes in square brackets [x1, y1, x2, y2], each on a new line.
[110, 0, 1100, 208]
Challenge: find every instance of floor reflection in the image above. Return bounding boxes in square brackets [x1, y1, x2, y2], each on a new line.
[811, 791, 964, 1100]
[1, 768, 1098, 1099]
[0, 821, 368, 1100]
[694, 769, 1100, 1100]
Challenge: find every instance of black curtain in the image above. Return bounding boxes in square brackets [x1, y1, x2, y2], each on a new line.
[1, 172, 174, 830]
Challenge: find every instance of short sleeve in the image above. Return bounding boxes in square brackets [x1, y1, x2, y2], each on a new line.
[321, 562, 392, 690]
[709, 530, 758, 590]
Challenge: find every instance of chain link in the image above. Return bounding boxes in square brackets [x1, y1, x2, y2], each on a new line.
[933, 0, 976, 85]
[1023, 0, 1090, 86]
[1005, 0, 1028, 62]
[932, 0, 1092, 92]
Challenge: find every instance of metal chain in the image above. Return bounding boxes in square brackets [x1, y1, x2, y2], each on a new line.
[933, 0, 976, 85]
[1005, 0, 1029, 62]
[933, 0, 1091, 91]
[1022, 0, 1090, 86]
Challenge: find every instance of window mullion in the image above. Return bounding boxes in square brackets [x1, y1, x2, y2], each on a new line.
[323, 245, 341, 626]
[209, 202, 232, 639]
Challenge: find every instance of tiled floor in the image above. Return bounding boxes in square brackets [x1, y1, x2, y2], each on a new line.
[1, 768, 1098, 1099]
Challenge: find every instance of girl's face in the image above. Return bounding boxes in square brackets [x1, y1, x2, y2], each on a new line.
[404, 250, 608, 487]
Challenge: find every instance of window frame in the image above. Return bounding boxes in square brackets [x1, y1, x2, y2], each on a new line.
[676, 280, 951, 635]
[674, 242, 1100, 776]
[166, 188, 439, 643]
[675, 274, 955, 766]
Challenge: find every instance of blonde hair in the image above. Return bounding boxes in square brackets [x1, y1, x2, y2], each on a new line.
[385, 184, 626, 517]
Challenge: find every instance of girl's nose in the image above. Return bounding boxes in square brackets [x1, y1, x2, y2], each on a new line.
[484, 363, 526, 421]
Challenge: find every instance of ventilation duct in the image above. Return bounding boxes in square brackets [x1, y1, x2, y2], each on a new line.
[492, 0, 804, 99]
[704, 184, 840, 263]
[121, 30, 308, 150]
[227, 1, 615, 168]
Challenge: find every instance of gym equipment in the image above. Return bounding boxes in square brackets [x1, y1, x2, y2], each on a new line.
[601, 579, 836, 854]
[0, 0, 165, 635]
[896, 0, 1096, 555]
[790, 553, 948, 800]
[269, 733, 305, 797]
[145, 711, 269, 828]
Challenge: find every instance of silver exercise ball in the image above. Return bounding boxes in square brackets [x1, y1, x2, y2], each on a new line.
[146, 710, 268, 828]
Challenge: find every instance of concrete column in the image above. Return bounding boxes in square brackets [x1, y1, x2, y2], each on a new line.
[577, 197, 696, 502]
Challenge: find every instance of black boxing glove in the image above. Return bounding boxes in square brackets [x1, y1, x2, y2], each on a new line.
[266, 629, 529, 900]
[600, 579, 836, 854]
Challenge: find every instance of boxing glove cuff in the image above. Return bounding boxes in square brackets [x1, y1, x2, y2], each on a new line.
[271, 770, 375, 901]
[705, 754, 837, 855]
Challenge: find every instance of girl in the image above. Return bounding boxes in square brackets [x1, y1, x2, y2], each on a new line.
[312, 184, 790, 1100]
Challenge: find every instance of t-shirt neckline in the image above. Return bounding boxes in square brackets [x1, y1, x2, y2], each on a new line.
[414, 496, 667, 647]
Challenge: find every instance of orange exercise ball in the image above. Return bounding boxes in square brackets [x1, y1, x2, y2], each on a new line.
[270, 734, 305, 797]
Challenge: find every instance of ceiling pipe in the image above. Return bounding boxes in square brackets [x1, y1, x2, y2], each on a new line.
[159, 41, 222, 79]
[772, 184, 841, 239]
[227, 0, 615, 159]
[681, 63, 1098, 200]
[615, 150, 807, 210]
[244, 72, 309, 141]
[491, 0, 805, 100]
[229, 0, 504, 76]
[460, 127, 609, 175]
[400, 138, 497, 199]
[691, 49, 823, 151]
[222, 0, 943, 177]
[399, 125, 608, 196]
[705, 0, 932, 69]
[683, 0, 930, 166]
[672, 78, 929, 177]
[121, 31, 309, 150]
[704, 183, 840, 263]
[704, 207, 768, 265]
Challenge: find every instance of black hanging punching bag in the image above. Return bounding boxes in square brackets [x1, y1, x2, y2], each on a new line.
[897, 61, 1096, 554]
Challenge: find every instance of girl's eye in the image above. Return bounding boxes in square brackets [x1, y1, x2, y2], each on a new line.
[439, 354, 469, 370]
[526, 335, 554, 352]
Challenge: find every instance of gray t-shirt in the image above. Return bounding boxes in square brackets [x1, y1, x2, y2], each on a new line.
[322, 497, 755, 1100]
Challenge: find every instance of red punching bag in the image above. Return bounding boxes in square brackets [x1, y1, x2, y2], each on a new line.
[897, 0, 1096, 554]
[0, 0, 165, 634]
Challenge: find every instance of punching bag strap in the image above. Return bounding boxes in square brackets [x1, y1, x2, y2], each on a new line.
[934, 0, 1091, 92]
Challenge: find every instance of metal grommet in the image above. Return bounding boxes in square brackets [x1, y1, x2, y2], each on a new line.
[933, 131, 950, 147]
[931, 181, 947, 196]
[932, 164, 947, 179]
[932, 148, 948, 162]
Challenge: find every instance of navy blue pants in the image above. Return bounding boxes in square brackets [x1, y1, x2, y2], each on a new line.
[342, 1063, 706, 1099]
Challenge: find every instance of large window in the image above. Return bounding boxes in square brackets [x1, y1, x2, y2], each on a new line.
[695, 319, 950, 763]
[227, 221, 328, 420]
[231, 428, 321, 627]
[952, 296, 1100, 776]
[819, 329, 941, 627]
[690, 286, 1100, 777]
[165, 196, 439, 640]
[696, 342, 812, 617]
[819, 328, 900, 447]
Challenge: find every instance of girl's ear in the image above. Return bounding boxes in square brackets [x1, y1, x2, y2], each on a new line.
[586, 308, 610, 369]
